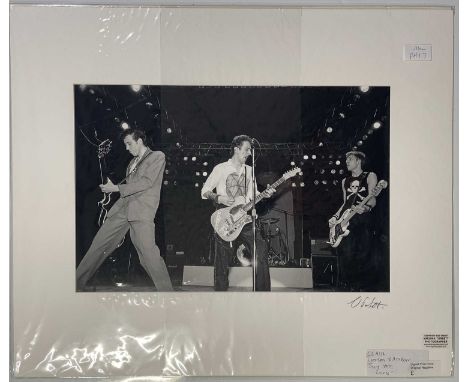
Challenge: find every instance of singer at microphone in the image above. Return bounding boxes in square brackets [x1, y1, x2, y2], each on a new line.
[201, 135, 274, 291]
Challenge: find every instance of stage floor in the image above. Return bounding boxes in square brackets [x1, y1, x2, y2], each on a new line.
[86, 285, 334, 292]
[82, 266, 337, 292]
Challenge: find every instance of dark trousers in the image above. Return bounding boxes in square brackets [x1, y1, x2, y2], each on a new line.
[76, 207, 173, 291]
[336, 214, 373, 291]
[214, 224, 271, 291]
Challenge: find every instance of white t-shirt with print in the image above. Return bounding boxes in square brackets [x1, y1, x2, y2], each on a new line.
[201, 159, 257, 203]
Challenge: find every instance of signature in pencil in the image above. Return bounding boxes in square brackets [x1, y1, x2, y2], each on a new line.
[347, 295, 387, 310]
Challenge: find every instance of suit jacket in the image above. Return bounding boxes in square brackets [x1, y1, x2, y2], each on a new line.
[107, 149, 166, 222]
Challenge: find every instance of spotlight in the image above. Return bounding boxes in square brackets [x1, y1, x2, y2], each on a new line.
[368, 129, 374, 135]
[145, 102, 153, 107]
[300, 182, 305, 187]
[373, 121, 382, 129]
[166, 128, 172, 134]
[292, 183, 296, 188]
[357, 140, 363, 146]
[326, 127, 333, 133]
[165, 169, 169, 174]
[173, 181, 177, 186]
[311, 154, 317, 160]
[192, 157, 197, 161]
[320, 169, 325, 174]
[89, 88, 95, 94]
[195, 183, 199, 188]
[131, 85, 142, 92]
[318, 142, 324, 147]
[203, 162, 208, 166]
[359, 86, 370, 93]
[331, 169, 336, 174]
[322, 180, 328, 185]
[339, 113, 346, 119]
[291, 161, 295, 166]
[195, 172, 200, 176]
[176, 142, 182, 148]
[314, 180, 319, 185]
[363, 135, 368, 140]
[336, 160, 341, 165]
[202, 172, 208, 177]
[352, 146, 357, 150]
[339, 169, 345, 174]
[163, 180, 169, 186]
[183, 156, 188, 161]
[299, 171, 303, 176]
[303, 155, 309, 160]
[121, 122, 129, 130]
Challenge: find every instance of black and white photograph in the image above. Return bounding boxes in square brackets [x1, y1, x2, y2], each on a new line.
[75, 85, 390, 292]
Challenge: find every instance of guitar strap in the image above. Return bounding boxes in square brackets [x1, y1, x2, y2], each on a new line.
[244, 165, 247, 204]
[117, 149, 154, 185]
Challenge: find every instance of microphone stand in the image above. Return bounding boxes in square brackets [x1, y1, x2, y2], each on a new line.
[251, 142, 257, 292]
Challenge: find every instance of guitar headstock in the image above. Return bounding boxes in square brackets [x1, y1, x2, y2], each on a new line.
[371, 180, 388, 197]
[98, 139, 112, 159]
[283, 167, 302, 180]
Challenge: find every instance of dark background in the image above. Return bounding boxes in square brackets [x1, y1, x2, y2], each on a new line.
[75, 85, 389, 289]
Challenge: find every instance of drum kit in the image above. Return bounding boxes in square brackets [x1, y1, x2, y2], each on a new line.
[259, 217, 289, 266]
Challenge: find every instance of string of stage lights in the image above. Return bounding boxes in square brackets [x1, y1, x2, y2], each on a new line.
[77, 85, 387, 189]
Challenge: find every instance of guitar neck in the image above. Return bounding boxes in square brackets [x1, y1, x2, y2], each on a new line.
[98, 156, 111, 184]
[242, 176, 285, 212]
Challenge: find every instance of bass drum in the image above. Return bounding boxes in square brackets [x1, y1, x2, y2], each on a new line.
[230, 239, 252, 267]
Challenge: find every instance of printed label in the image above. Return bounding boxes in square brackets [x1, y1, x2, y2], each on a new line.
[367, 349, 436, 377]
[423, 334, 449, 348]
[410, 361, 441, 376]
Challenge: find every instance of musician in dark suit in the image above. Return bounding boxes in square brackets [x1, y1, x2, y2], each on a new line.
[76, 129, 173, 291]
[201, 135, 274, 291]
[328, 151, 377, 292]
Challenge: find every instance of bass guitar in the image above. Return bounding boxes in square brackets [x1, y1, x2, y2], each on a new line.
[211, 167, 301, 242]
[328, 179, 388, 248]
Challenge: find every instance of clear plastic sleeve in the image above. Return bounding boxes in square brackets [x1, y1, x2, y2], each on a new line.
[10, 2, 457, 380]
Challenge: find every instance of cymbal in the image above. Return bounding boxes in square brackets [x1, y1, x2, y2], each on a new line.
[260, 217, 279, 225]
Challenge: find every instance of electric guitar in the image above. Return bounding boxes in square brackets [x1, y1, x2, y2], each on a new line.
[327, 179, 388, 248]
[211, 167, 301, 242]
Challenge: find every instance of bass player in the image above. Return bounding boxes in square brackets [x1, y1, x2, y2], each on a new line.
[328, 151, 378, 292]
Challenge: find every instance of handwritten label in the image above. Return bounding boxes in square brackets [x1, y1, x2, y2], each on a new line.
[367, 349, 428, 376]
[423, 334, 449, 348]
[404, 44, 432, 61]
[347, 295, 387, 310]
